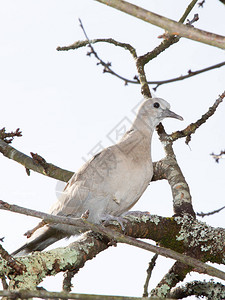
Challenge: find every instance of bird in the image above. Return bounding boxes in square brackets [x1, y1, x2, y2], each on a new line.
[12, 97, 183, 256]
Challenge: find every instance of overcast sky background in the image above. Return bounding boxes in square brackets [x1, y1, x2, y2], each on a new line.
[0, 0, 225, 298]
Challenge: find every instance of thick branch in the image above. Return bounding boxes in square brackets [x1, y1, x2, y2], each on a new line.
[151, 261, 192, 298]
[156, 125, 195, 217]
[95, 0, 225, 49]
[169, 280, 225, 299]
[1, 202, 225, 284]
[138, 0, 198, 66]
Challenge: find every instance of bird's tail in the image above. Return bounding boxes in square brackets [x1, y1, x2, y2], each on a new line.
[11, 226, 66, 257]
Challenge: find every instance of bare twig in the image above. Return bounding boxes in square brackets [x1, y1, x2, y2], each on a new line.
[197, 205, 225, 217]
[179, 0, 199, 23]
[198, 0, 205, 7]
[211, 149, 225, 163]
[0, 200, 85, 230]
[153, 61, 225, 90]
[94, 0, 225, 49]
[170, 91, 225, 144]
[78, 19, 137, 86]
[0, 127, 22, 144]
[143, 254, 158, 297]
[0, 290, 147, 300]
[186, 13, 199, 26]
[57, 38, 225, 89]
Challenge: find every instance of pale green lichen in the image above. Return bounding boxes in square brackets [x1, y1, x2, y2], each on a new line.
[140, 214, 151, 223]
[149, 214, 160, 225]
[156, 284, 171, 297]
[8, 247, 80, 290]
[77, 240, 95, 254]
[175, 215, 225, 262]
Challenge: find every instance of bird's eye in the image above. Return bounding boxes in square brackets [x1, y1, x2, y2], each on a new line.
[153, 102, 160, 108]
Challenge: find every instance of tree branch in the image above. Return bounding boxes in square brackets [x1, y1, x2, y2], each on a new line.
[0, 290, 150, 300]
[58, 37, 225, 88]
[169, 280, 225, 299]
[1, 201, 225, 283]
[211, 149, 225, 163]
[197, 205, 225, 217]
[151, 261, 191, 298]
[136, 0, 199, 66]
[156, 124, 195, 217]
[0, 127, 22, 144]
[0, 138, 73, 182]
[94, 0, 225, 49]
[0, 244, 25, 275]
[57, 38, 137, 58]
[143, 254, 158, 297]
[152, 61, 225, 90]
[170, 91, 225, 144]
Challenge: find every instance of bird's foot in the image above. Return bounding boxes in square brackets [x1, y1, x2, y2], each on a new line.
[101, 214, 127, 232]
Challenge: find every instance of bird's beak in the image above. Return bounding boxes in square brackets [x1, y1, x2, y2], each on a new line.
[162, 108, 183, 121]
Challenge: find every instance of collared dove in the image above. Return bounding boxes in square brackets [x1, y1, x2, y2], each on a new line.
[12, 98, 183, 256]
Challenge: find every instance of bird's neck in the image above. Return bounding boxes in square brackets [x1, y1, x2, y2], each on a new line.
[118, 117, 154, 160]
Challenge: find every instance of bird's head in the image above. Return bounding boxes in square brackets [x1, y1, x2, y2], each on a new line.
[137, 98, 183, 128]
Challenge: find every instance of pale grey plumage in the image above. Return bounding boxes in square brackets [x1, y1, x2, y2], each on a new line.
[12, 98, 183, 256]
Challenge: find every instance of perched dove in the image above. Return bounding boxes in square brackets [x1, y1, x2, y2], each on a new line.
[12, 98, 183, 256]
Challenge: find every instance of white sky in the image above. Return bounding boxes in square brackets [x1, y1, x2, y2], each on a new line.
[0, 0, 225, 298]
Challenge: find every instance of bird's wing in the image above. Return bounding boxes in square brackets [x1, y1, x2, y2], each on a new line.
[49, 146, 125, 218]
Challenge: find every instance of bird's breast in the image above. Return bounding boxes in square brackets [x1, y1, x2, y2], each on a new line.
[105, 158, 153, 215]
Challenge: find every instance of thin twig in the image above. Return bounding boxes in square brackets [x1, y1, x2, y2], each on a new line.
[179, 0, 199, 23]
[170, 91, 225, 144]
[78, 19, 138, 86]
[0, 128, 22, 144]
[143, 254, 158, 297]
[210, 150, 225, 163]
[57, 38, 225, 88]
[0, 290, 147, 300]
[153, 61, 225, 90]
[197, 205, 225, 217]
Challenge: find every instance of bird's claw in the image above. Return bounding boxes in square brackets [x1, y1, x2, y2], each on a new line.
[101, 215, 127, 232]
